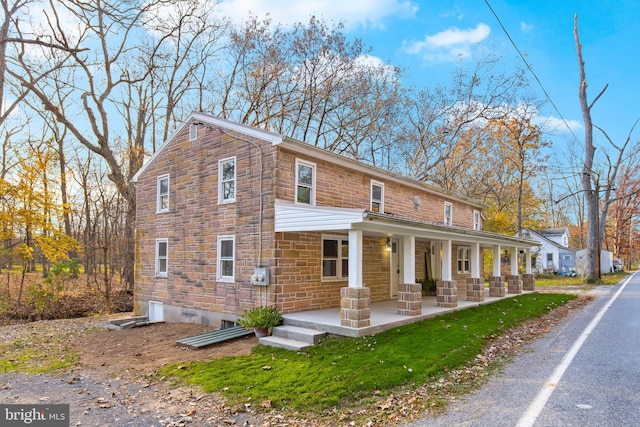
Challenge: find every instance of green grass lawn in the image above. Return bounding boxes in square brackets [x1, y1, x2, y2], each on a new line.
[161, 293, 576, 411]
[535, 271, 627, 287]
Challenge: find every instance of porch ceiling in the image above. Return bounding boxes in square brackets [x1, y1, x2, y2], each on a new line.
[274, 200, 539, 250]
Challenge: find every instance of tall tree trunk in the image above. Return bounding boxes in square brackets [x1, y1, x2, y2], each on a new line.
[575, 14, 601, 280]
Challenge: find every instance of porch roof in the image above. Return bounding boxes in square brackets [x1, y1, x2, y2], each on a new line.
[274, 200, 539, 249]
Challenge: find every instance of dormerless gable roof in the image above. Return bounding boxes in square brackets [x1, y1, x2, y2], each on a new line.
[131, 112, 481, 209]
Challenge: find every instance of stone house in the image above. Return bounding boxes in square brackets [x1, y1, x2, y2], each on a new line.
[131, 112, 538, 332]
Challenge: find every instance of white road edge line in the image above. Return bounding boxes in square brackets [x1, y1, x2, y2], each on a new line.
[516, 272, 637, 427]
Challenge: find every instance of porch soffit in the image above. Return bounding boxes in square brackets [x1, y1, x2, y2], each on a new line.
[274, 200, 539, 249]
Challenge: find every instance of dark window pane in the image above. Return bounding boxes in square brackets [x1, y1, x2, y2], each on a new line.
[158, 259, 167, 273]
[297, 186, 311, 204]
[372, 185, 381, 200]
[342, 259, 349, 277]
[323, 239, 338, 257]
[221, 240, 233, 258]
[160, 179, 168, 194]
[160, 195, 168, 210]
[158, 242, 167, 257]
[323, 260, 337, 277]
[221, 260, 234, 277]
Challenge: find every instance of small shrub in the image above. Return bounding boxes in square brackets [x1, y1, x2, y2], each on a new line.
[237, 305, 282, 330]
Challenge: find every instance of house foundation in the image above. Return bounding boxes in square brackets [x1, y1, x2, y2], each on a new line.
[466, 278, 485, 302]
[397, 283, 422, 315]
[523, 273, 535, 291]
[489, 276, 505, 297]
[436, 280, 458, 308]
[507, 275, 522, 294]
[340, 287, 371, 328]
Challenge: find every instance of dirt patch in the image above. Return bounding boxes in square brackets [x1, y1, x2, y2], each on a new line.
[77, 321, 257, 378]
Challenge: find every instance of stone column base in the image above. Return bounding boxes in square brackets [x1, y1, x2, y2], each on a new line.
[437, 280, 458, 308]
[489, 276, 505, 297]
[466, 278, 485, 302]
[340, 287, 370, 328]
[523, 273, 535, 291]
[507, 275, 522, 294]
[397, 283, 422, 316]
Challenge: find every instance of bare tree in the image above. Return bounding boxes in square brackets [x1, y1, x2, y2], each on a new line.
[574, 14, 640, 279]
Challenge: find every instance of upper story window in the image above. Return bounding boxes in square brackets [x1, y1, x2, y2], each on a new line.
[189, 123, 198, 141]
[473, 210, 481, 230]
[457, 246, 471, 274]
[219, 157, 236, 203]
[371, 180, 384, 213]
[217, 236, 235, 282]
[444, 202, 452, 226]
[155, 238, 168, 277]
[296, 159, 316, 205]
[322, 236, 349, 280]
[157, 175, 169, 213]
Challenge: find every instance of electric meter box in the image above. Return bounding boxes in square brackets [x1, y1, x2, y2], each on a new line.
[250, 266, 269, 286]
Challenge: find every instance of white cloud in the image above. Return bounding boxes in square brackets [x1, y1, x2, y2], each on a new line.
[536, 115, 583, 134]
[404, 23, 491, 62]
[215, 0, 418, 31]
[520, 21, 534, 32]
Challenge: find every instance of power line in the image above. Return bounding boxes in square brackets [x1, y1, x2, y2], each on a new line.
[484, 0, 581, 144]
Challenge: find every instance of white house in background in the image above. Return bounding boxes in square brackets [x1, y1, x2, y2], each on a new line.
[518, 228, 576, 274]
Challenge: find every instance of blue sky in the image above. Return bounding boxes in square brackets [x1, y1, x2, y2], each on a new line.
[216, 0, 640, 156]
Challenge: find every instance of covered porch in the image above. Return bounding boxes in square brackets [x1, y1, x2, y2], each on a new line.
[281, 291, 535, 337]
[275, 200, 539, 331]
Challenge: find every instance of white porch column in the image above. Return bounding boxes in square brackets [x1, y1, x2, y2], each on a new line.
[510, 247, 519, 276]
[348, 229, 363, 288]
[341, 229, 369, 328]
[507, 246, 522, 294]
[523, 248, 535, 291]
[442, 240, 452, 281]
[493, 245, 501, 276]
[402, 236, 416, 284]
[467, 241, 484, 302]
[470, 242, 481, 279]
[397, 235, 421, 316]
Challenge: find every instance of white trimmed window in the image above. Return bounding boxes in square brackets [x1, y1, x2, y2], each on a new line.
[189, 123, 198, 141]
[157, 175, 169, 213]
[322, 236, 349, 280]
[219, 157, 236, 203]
[444, 202, 452, 226]
[473, 210, 481, 230]
[457, 246, 471, 274]
[371, 180, 384, 213]
[217, 236, 235, 282]
[295, 159, 316, 205]
[155, 238, 168, 277]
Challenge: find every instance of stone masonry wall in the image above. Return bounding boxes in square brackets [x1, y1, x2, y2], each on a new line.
[276, 148, 481, 229]
[134, 124, 279, 324]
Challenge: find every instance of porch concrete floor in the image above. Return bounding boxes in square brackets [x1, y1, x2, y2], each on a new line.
[282, 290, 535, 338]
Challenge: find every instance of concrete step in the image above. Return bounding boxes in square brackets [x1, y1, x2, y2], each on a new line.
[272, 325, 326, 344]
[258, 335, 314, 351]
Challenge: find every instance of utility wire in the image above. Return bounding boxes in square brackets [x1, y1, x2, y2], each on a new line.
[484, 0, 581, 144]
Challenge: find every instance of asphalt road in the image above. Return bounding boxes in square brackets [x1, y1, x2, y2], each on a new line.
[408, 271, 640, 427]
